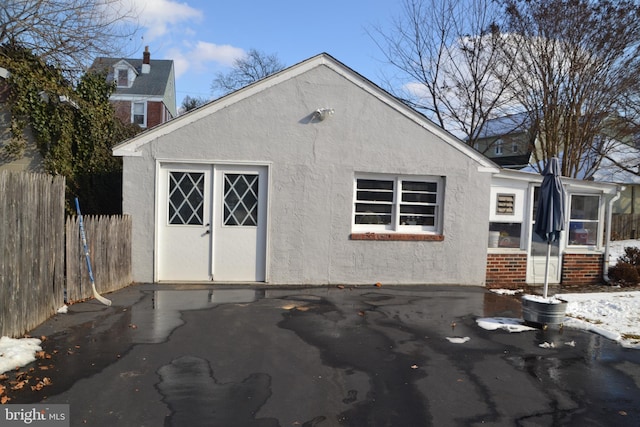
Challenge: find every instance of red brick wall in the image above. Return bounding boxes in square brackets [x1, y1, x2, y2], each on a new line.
[485, 252, 604, 288]
[486, 253, 527, 289]
[561, 253, 603, 285]
[146, 101, 163, 128]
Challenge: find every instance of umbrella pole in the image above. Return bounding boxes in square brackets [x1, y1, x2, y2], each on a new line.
[543, 241, 551, 299]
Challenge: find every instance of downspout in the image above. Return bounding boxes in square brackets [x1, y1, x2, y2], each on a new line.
[603, 186, 623, 284]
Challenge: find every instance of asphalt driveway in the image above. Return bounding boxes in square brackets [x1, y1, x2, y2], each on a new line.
[6, 284, 640, 426]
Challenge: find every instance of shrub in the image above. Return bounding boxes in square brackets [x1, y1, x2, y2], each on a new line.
[608, 247, 640, 287]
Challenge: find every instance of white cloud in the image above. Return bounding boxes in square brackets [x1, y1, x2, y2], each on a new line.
[168, 42, 245, 78]
[126, 0, 203, 41]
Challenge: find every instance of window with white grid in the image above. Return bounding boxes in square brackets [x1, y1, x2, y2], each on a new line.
[354, 175, 443, 233]
[168, 171, 205, 225]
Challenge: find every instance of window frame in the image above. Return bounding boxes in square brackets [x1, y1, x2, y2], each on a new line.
[116, 68, 130, 88]
[352, 174, 444, 235]
[132, 101, 147, 127]
[567, 193, 601, 247]
[494, 138, 504, 155]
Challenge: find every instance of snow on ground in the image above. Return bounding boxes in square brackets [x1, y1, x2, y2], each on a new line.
[0, 336, 42, 375]
[479, 290, 640, 349]
[608, 238, 640, 266]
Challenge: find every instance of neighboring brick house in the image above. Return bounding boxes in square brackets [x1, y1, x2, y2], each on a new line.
[91, 47, 177, 129]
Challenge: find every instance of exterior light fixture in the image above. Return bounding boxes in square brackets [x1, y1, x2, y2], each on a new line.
[313, 108, 334, 121]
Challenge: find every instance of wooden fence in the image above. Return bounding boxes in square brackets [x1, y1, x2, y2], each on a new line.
[65, 215, 132, 302]
[611, 213, 640, 241]
[1, 171, 132, 338]
[0, 172, 65, 337]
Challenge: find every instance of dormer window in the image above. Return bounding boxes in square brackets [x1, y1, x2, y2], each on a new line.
[113, 61, 136, 88]
[117, 69, 128, 87]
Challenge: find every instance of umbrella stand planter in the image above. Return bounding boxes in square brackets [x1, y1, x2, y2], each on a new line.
[521, 294, 567, 327]
[522, 157, 568, 328]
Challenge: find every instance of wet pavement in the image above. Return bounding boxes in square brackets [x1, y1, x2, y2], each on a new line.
[6, 283, 640, 426]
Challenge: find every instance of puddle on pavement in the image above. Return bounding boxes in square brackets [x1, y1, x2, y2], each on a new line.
[6, 288, 265, 404]
[132, 288, 264, 344]
[156, 355, 279, 427]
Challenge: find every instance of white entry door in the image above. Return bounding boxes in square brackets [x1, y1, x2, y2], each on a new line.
[157, 164, 212, 281]
[212, 165, 268, 282]
[157, 163, 267, 282]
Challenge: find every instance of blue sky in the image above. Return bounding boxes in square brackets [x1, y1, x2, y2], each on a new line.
[128, 0, 401, 107]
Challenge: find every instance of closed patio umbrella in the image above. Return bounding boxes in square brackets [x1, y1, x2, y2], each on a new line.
[534, 157, 565, 298]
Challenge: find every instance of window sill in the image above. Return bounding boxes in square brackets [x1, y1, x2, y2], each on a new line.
[350, 233, 444, 241]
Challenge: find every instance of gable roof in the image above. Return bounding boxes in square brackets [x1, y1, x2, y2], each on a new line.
[112, 53, 498, 171]
[91, 56, 175, 98]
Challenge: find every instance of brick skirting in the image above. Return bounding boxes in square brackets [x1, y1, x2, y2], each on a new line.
[561, 252, 604, 285]
[486, 252, 604, 288]
[486, 253, 528, 288]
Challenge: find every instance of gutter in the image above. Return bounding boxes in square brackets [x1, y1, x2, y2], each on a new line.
[603, 186, 623, 284]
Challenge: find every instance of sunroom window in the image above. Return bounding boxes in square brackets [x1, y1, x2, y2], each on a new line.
[568, 194, 600, 246]
[354, 175, 443, 233]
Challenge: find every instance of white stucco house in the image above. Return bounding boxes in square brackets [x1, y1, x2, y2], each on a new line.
[113, 53, 621, 287]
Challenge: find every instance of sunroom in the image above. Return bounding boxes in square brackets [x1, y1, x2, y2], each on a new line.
[486, 169, 621, 288]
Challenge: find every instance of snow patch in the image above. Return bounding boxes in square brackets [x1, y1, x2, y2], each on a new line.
[0, 336, 42, 374]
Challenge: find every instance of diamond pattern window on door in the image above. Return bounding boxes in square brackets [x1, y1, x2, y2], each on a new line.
[224, 174, 259, 226]
[168, 172, 205, 225]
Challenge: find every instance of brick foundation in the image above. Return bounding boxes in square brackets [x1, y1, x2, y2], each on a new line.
[485, 252, 604, 288]
[485, 253, 528, 288]
[561, 252, 604, 286]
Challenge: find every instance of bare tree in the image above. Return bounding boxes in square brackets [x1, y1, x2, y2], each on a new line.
[180, 95, 210, 113]
[496, 0, 640, 178]
[211, 49, 285, 97]
[0, 0, 139, 76]
[371, 0, 517, 146]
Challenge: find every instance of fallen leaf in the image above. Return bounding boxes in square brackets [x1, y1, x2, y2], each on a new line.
[1, 395, 10, 404]
[39, 366, 50, 371]
[358, 311, 365, 316]
[0, 384, 5, 394]
[336, 285, 345, 289]
[11, 381, 26, 391]
[619, 411, 628, 416]
[35, 351, 46, 359]
[410, 365, 419, 369]
[375, 282, 382, 287]
[0, 374, 8, 381]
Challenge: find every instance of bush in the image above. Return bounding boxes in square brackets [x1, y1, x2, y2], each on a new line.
[608, 247, 640, 287]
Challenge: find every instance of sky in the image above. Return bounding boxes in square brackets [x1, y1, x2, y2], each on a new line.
[124, 0, 401, 107]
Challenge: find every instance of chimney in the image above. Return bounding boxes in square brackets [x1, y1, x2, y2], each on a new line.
[142, 46, 151, 74]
